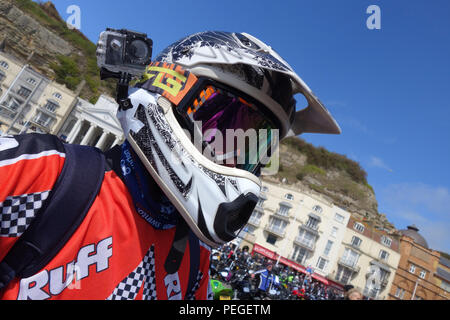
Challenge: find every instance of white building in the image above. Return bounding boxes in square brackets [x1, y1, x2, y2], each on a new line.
[329, 216, 401, 300]
[0, 51, 77, 135]
[238, 180, 351, 281]
[58, 95, 124, 151]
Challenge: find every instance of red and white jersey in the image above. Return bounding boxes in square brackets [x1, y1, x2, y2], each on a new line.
[0, 134, 212, 300]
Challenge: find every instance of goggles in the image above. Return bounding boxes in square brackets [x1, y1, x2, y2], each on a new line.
[175, 79, 280, 175]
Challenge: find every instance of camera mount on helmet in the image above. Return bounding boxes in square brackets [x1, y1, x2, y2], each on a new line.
[99, 67, 133, 111]
[96, 28, 153, 110]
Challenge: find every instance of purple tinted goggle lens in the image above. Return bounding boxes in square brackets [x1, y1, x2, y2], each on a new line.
[185, 85, 276, 174]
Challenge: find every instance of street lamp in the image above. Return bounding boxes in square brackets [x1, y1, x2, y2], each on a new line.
[411, 278, 421, 300]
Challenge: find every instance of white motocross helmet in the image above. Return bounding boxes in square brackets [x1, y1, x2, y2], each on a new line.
[118, 31, 340, 247]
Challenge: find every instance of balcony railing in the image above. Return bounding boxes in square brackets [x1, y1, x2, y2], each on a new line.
[247, 217, 261, 227]
[0, 107, 17, 120]
[29, 119, 51, 133]
[338, 257, 361, 273]
[256, 202, 265, 209]
[38, 104, 58, 116]
[294, 236, 315, 251]
[264, 224, 286, 237]
[272, 211, 290, 222]
[33, 118, 51, 128]
[299, 223, 319, 235]
[0, 101, 19, 113]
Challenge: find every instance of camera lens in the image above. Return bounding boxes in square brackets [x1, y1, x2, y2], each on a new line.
[110, 39, 122, 51]
[128, 39, 150, 62]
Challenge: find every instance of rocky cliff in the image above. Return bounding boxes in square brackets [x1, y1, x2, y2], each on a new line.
[0, 0, 72, 71]
[0, 0, 115, 101]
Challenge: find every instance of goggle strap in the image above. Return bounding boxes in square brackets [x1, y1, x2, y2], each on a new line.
[135, 61, 199, 106]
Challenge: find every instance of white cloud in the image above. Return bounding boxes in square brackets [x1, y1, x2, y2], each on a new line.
[379, 183, 450, 253]
[383, 183, 450, 214]
[368, 156, 393, 172]
[338, 116, 371, 135]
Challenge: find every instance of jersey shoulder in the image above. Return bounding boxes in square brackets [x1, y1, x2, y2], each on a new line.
[0, 134, 66, 239]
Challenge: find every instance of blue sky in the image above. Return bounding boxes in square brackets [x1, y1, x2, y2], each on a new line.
[50, 0, 450, 252]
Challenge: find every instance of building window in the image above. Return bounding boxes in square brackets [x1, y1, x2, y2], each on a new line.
[266, 234, 277, 245]
[269, 217, 287, 235]
[316, 257, 328, 271]
[249, 210, 263, 225]
[0, 61, 8, 69]
[394, 287, 405, 299]
[44, 101, 59, 113]
[33, 111, 55, 129]
[261, 186, 268, 192]
[26, 78, 37, 85]
[323, 240, 333, 256]
[363, 284, 380, 300]
[379, 250, 390, 262]
[334, 213, 345, 223]
[292, 245, 308, 264]
[306, 216, 320, 230]
[296, 229, 316, 249]
[285, 193, 293, 200]
[370, 268, 389, 287]
[342, 248, 359, 267]
[277, 204, 290, 216]
[256, 198, 265, 207]
[4, 98, 20, 111]
[250, 210, 263, 221]
[350, 236, 362, 248]
[0, 105, 16, 119]
[381, 235, 392, 247]
[409, 264, 416, 274]
[335, 265, 353, 284]
[312, 205, 323, 214]
[330, 226, 338, 238]
[53, 92, 62, 100]
[441, 281, 450, 292]
[419, 270, 427, 279]
[17, 86, 32, 99]
[0, 70, 5, 82]
[353, 222, 365, 233]
[244, 225, 255, 235]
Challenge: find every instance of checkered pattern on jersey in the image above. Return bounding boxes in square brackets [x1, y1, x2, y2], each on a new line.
[207, 276, 214, 300]
[107, 245, 157, 300]
[185, 271, 204, 300]
[0, 191, 50, 237]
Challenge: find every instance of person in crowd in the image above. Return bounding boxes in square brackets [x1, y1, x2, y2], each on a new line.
[345, 288, 363, 300]
[251, 261, 280, 298]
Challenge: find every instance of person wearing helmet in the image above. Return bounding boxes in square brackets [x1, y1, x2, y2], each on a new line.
[0, 31, 339, 300]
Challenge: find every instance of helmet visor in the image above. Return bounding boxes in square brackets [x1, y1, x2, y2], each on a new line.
[177, 81, 279, 175]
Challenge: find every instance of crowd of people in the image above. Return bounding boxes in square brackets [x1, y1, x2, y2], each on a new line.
[211, 243, 364, 300]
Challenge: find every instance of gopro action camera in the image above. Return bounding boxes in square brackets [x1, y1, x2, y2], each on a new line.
[96, 28, 153, 77]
